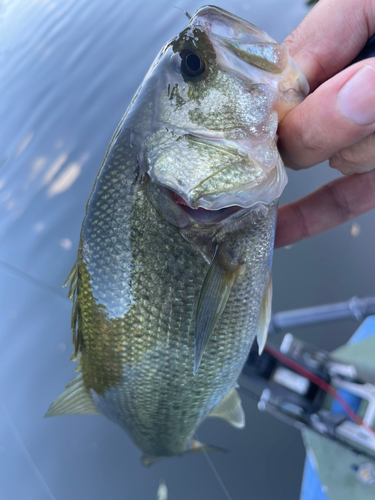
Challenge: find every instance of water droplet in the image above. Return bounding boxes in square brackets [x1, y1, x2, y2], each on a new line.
[34, 221, 45, 232]
[351, 222, 360, 237]
[41, 154, 68, 187]
[6, 198, 16, 211]
[60, 238, 72, 250]
[15, 132, 34, 157]
[157, 480, 168, 500]
[48, 163, 81, 197]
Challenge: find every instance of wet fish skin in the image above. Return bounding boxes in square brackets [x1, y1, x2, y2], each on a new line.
[77, 148, 277, 457]
[46, 6, 308, 459]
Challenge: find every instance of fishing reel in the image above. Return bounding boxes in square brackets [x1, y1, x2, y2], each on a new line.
[242, 324, 375, 461]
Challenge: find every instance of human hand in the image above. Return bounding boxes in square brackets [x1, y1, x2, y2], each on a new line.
[275, 0, 375, 248]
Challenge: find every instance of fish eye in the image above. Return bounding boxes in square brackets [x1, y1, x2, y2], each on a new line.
[180, 50, 206, 78]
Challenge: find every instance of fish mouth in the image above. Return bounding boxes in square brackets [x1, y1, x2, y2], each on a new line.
[162, 186, 242, 223]
[147, 130, 287, 212]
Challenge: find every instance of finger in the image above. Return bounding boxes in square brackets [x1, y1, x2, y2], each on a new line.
[330, 131, 375, 174]
[284, 0, 375, 90]
[274, 168, 375, 248]
[278, 61, 375, 170]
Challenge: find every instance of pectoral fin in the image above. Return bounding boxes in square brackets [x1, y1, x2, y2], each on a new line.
[257, 276, 272, 355]
[194, 245, 241, 373]
[209, 386, 245, 428]
[44, 374, 100, 417]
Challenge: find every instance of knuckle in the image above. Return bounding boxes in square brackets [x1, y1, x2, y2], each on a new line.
[324, 181, 352, 221]
[296, 111, 330, 158]
[329, 157, 354, 175]
[288, 202, 310, 240]
[306, 51, 331, 88]
[284, 27, 303, 54]
[329, 151, 356, 175]
[330, 133, 375, 174]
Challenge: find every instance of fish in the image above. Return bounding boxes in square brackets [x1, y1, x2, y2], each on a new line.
[45, 6, 308, 461]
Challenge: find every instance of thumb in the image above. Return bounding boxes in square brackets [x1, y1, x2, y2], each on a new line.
[277, 59, 375, 170]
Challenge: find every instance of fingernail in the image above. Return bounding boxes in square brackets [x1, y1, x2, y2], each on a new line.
[339, 65, 375, 124]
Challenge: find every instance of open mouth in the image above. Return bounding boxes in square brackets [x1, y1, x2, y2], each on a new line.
[165, 188, 242, 223]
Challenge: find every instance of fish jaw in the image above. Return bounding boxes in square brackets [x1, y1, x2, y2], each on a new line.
[143, 6, 308, 212]
[147, 131, 288, 211]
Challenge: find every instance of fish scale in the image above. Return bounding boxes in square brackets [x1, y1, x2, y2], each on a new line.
[46, 6, 308, 461]
[77, 159, 277, 456]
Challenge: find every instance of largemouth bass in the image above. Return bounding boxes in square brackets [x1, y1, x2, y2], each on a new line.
[46, 6, 308, 461]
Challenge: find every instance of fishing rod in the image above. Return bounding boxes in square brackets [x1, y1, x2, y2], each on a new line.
[269, 295, 375, 334]
[242, 322, 375, 464]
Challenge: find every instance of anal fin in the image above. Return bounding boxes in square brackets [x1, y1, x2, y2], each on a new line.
[194, 245, 241, 373]
[257, 276, 272, 355]
[141, 455, 165, 467]
[45, 374, 100, 417]
[188, 439, 227, 455]
[209, 386, 245, 428]
[141, 440, 226, 466]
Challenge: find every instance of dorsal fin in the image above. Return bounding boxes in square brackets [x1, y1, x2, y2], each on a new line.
[63, 261, 84, 356]
[63, 261, 79, 296]
[194, 245, 241, 374]
[209, 386, 245, 428]
[257, 276, 272, 355]
[44, 374, 100, 417]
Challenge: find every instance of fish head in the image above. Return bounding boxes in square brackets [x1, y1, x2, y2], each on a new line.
[142, 5, 308, 219]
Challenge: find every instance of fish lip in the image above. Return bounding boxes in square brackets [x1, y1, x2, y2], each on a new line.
[161, 186, 243, 223]
[148, 129, 284, 211]
[189, 6, 274, 44]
